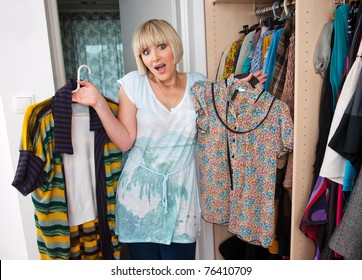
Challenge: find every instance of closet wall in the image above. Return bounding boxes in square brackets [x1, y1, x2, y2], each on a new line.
[204, 0, 337, 260]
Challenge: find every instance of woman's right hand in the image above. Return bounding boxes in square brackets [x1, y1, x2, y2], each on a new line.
[71, 80, 103, 108]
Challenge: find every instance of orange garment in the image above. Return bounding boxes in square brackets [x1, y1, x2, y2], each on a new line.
[262, 34, 273, 57]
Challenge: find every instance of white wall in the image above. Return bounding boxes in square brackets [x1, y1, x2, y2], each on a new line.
[0, 96, 28, 259]
[0, 0, 55, 259]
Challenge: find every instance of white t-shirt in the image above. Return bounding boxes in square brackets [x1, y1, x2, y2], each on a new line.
[115, 71, 207, 244]
[63, 103, 97, 226]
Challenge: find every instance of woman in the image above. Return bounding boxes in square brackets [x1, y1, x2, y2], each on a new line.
[72, 19, 207, 260]
[72, 18, 267, 260]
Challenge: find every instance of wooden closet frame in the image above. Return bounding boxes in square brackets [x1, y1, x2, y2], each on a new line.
[204, 0, 339, 260]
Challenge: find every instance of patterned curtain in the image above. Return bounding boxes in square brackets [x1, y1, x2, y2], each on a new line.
[59, 11, 124, 101]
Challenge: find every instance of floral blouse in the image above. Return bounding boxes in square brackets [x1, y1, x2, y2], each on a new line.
[191, 74, 293, 248]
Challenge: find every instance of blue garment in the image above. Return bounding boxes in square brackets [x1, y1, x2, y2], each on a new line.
[330, 4, 350, 109]
[250, 29, 276, 74]
[343, 160, 357, 192]
[264, 28, 284, 91]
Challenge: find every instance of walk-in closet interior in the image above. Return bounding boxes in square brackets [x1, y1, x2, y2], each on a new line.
[203, 0, 362, 260]
[4, 0, 361, 261]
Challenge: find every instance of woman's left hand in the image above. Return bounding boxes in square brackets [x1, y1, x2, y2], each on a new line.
[71, 80, 103, 107]
[253, 70, 267, 84]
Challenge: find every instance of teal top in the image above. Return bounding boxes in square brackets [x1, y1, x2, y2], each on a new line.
[330, 4, 350, 109]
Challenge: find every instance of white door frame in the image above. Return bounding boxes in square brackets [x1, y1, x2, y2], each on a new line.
[44, 0, 66, 90]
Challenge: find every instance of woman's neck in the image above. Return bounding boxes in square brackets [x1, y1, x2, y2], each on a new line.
[148, 72, 179, 87]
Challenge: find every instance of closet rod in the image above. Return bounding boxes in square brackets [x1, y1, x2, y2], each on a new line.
[255, 0, 296, 16]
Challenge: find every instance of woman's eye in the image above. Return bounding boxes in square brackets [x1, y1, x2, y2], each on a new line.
[159, 44, 167, 50]
[142, 49, 150, 55]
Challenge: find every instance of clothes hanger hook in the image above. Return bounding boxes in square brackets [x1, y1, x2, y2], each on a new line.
[272, 1, 280, 19]
[283, 0, 289, 16]
[72, 64, 92, 93]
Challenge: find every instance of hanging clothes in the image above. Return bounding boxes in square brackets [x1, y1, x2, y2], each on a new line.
[313, 20, 334, 78]
[222, 35, 245, 80]
[190, 74, 293, 248]
[329, 4, 350, 109]
[347, 1, 362, 72]
[241, 28, 263, 74]
[250, 29, 276, 74]
[12, 79, 123, 260]
[279, 32, 296, 194]
[310, 28, 335, 187]
[269, 16, 295, 99]
[263, 27, 284, 91]
[235, 30, 256, 75]
[300, 3, 362, 259]
[328, 64, 362, 172]
[329, 167, 362, 259]
[319, 40, 362, 184]
[216, 43, 233, 80]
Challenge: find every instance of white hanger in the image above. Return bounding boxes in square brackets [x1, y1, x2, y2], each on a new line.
[283, 0, 289, 17]
[272, 1, 280, 20]
[72, 64, 91, 93]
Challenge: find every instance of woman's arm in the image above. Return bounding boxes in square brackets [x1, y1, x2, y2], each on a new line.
[72, 80, 137, 151]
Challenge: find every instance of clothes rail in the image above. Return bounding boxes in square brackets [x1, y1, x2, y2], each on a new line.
[255, 0, 296, 16]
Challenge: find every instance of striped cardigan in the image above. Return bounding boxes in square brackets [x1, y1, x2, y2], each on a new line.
[12, 79, 123, 260]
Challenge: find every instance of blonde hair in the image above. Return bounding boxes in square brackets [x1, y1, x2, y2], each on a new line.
[132, 19, 183, 75]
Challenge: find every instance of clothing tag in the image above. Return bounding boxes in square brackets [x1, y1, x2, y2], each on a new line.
[231, 86, 247, 101]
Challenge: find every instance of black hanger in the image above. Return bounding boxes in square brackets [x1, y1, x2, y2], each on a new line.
[234, 73, 259, 87]
[263, 16, 275, 30]
[249, 23, 260, 33]
[239, 25, 250, 35]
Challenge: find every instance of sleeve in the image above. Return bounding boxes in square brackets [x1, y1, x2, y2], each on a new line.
[12, 151, 45, 196]
[190, 80, 211, 134]
[12, 104, 46, 196]
[278, 102, 294, 157]
[313, 20, 333, 78]
[117, 71, 140, 105]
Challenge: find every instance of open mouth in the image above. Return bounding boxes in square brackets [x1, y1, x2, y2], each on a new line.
[155, 63, 166, 73]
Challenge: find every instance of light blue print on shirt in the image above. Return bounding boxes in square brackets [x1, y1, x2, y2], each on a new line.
[115, 134, 198, 244]
[116, 168, 189, 243]
[116, 199, 176, 243]
[116, 177, 196, 243]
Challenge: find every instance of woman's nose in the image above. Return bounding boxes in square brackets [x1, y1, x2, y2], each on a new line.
[152, 51, 160, 62]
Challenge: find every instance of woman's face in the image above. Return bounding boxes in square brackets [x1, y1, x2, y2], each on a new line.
[141, 43, 177, 82]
